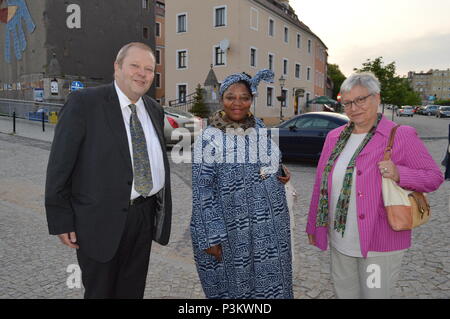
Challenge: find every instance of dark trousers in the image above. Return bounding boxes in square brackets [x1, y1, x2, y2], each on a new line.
[76, 196, 156, 299]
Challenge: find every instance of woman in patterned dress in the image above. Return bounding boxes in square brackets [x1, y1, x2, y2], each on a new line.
[190, 70, 293, 299]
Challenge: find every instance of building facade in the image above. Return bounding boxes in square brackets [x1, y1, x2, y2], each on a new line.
[408, 69, 450, 104]
[0, 0, 156, 102]
[165, 0, 328, 125]
[154, 0, 165, 105]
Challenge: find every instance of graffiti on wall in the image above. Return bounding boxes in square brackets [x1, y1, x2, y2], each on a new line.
[0, 0, 36, 63]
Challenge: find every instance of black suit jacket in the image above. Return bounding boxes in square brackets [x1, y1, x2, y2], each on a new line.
[45, 83, 172, 263]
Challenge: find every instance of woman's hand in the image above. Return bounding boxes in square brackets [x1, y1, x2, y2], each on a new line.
[378, 160, 400, 182]
[205, 244, 222, 262]
[278, 165, 291, 185]
[308, 234, 316, 246]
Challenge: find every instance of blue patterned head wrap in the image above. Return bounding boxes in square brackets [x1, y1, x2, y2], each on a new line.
[219, 69, 275, 98]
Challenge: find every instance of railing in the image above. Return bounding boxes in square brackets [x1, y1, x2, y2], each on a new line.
[0, 98, 63, 119]
[168, 92, 196, 112]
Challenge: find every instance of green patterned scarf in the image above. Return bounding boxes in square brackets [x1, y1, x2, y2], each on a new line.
[316, 113, 382, 237]
[209, 110, 256, 132]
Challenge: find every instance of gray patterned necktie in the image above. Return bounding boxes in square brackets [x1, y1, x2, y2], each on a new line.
[129, 104, 153, 196]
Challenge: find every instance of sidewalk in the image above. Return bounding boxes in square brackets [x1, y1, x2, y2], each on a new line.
[0, 116, 55, 142]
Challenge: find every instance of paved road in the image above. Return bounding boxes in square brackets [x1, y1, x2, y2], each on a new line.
[0, 113, 449, 299]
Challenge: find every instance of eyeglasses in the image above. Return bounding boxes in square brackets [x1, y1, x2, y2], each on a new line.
[341, 94, 374, 109]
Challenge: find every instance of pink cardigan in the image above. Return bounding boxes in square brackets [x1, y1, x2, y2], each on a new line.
[306, 116, 444, 258]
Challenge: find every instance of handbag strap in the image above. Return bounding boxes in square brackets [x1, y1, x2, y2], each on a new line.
[384, 124, 401, 161]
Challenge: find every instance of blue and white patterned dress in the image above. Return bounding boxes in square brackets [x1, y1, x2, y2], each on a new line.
[191, 119, 293, 299]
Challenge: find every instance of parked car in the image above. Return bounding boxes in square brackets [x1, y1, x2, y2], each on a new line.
[396, 106, 414, 117]
[416, 106, 427, 115]
[436, 106, 450, 118]
[422, 105, 439, 116]
[274, 112, 349, 161]
[163, 107, 203, 145]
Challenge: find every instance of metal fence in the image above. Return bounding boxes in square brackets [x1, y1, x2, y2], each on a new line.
[0, 99, 63, 119]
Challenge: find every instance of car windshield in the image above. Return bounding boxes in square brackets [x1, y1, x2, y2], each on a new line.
[441, 107, 450, 111]
[164, 107, 193, 117]
[403, 107, 413, 110]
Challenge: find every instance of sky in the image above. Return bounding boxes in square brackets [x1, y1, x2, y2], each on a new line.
[291, 0, 450, 77]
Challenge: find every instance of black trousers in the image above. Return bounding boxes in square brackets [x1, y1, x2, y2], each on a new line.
[76, 196, 156, 299]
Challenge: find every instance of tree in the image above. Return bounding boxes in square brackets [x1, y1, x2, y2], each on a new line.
[354, 57, 421, 107]
[435, 99, 450, 106]
[189, 84, 209, 118]
[327, 64, 346, 100]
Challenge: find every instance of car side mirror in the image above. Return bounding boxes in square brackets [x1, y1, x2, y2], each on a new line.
[289, 125, 297, 131]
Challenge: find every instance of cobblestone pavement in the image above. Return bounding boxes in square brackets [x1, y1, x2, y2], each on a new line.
[0, 115, 449, 299]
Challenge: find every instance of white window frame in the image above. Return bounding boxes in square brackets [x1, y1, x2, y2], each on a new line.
[176, 49, 188, 70]
[283, 58, 288, 76]
[266, 86, 274, 107]
[214, 5, 227, 28]
[284, 26, 289, 44]
[268, 52, 275, 72]
[176, 13, 188, 33]
[295, 63, 301, 79]
[213, 45, 227, 67]
[307, 67, 312, 81]
[268, 17, 275, 37]
[250, 7, 259, 31]
[155, 72, 161, 88]
[250, 47, 258, 68]
[296, 33, 301, 49]
[176, 83, 188, 103]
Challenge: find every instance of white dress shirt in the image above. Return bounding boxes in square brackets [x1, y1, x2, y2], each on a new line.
[114, 82, 165, 199]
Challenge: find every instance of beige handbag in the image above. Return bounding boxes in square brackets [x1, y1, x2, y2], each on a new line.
[382, 125, 431, 231]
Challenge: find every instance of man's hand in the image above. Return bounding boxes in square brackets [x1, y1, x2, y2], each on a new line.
[57, 232, 79, 249]
[205, 244, 222, 262]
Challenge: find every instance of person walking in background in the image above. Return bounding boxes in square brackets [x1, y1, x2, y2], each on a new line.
[306, 72, 443, 299]
[45, 42, 172, 299]
[191, 70, 293, 299]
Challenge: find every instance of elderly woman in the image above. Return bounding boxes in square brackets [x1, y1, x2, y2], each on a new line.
[306, 72, 444, 299]
[191, 70, 293, 299]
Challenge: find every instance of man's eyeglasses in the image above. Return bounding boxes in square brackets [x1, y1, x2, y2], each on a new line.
[342, 94, 374, 109]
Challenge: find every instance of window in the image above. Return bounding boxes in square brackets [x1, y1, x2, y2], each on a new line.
[297, 33, 301, 49]
[155, 73, 161, 88]
[143, 27, 149, 39]
[177, 50, 187, 69]
[306, 92, 311, 105]
[268, 18, 274, 37]
[267, 87, 273, 107]
[307, 67, 311, 81]
[250, 8, 258, 30]
[156, 1, 165, 9]
[295, 63, 301, 79]
[177, 84, 187, 103]
[177, 13, 187, 33]
[308, 39, 312, 54]
[155, 22, 161, 37]
[142, 0, 149, 9]
[156, 49, 161, 65]
[282, 89, 288, 107]
[268, 53, 274, 71]
[283, 59, 288, 75]
[250, 47, 257, 67]
[284, 26, 289, 43]
[214, 6, 227, 27]
[214, 46, 226, 66]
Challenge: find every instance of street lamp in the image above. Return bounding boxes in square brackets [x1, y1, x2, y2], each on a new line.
[277, 75, 286, 123]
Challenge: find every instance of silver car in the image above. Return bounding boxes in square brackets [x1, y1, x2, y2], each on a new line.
[423, 105, 439, 116]
[396, 106, 414, 117]
[163, 107, 203, 145]
[436, 106, 450, 118]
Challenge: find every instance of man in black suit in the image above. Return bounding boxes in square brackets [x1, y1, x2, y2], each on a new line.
[45, 42, 171, 299]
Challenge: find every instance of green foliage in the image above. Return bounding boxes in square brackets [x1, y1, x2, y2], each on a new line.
[328, 64, 346, 100]
[189, 84, 209, 118]
[435, 99, 450, 106]
[354, 57, 421, 106]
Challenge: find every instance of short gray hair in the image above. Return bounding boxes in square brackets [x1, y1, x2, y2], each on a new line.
[115, 42, 155, 66]
[340, 72, 381, 95]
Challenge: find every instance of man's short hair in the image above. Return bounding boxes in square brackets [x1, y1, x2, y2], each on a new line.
[115, 42, 155, 67]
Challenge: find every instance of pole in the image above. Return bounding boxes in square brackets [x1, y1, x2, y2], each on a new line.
[42, 111, 45, 132]
[13, 112, 16, 134]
